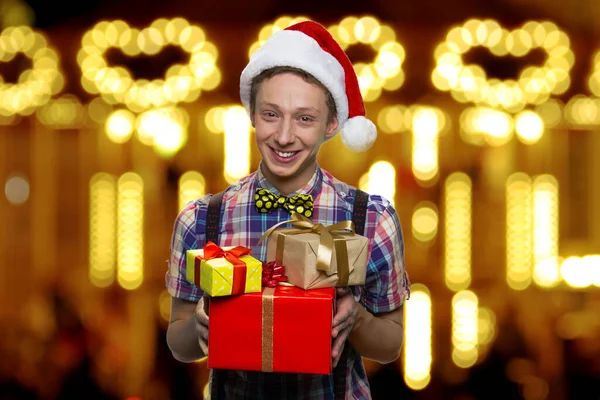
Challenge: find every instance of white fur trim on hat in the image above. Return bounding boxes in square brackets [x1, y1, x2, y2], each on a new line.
[240, 30, 349, 131]
[341, 116, 377, 152]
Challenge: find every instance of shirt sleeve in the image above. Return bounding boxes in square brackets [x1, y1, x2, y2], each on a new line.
[361, 204, 411, 314]
[164, 200, 206, 303]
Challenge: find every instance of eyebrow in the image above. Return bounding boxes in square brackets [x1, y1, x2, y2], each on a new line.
[259, 102, 322, 115]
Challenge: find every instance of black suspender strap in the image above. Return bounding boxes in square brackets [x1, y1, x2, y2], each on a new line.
[206, 191, 225, 400]
[352, 189, 369, 236]
[333, 189, 369, 400]
[206, 191, 224, 245]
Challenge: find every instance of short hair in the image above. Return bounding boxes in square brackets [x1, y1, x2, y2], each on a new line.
[249, 66, 337, 124]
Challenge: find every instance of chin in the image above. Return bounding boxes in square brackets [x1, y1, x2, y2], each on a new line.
[263, 159, 301, 178]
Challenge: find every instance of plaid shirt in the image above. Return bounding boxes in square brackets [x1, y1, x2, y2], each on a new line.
[166, 164, 410, 399]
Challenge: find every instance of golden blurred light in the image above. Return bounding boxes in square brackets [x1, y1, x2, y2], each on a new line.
[444, 173, 472, 291]
[478, 307, 496, 345]
[0, 26, 64, 116]
[358, 173, 369, 192]
[4, 175, 29, 205]
[0, 0, 35, 27]
[514, 110, 544, 144]
[532, 175, 560, 288]
[117, 172, 144, 290]
[36, 95, 85, 128]
[204, 106, 226, 134]
[460, 107, 513, 146]
[432, 19, 572, 112]
[560, 257, 590, 289]
[87, 97, 113, 125]
[565, 95, 600, 128]
[412, 202, 438, 242]
[223, 106, 251, 184]
[452, 290, 478, 368]
[506, 173, 534, 290]
[377, 105, 408, 134]
[535, 99, 563, 128]
[522, 376, 550, 400]
[105, 109, 135, 143]
[354, 16, 381, 44]
[403, 284, 432, 391]
[159, 290, 171, 321]
[588, 255, 600, 287]
[248, 16, 309, 58]
[556, 309, 600, 340]
[79, 19, 220, 110]
[89, 173, 117, 288]
[411, 107, 440, 182]
[134, 107, 188, 159]
[178, 171, 206, 211]
[366, 161, 396, 207]
[559, 255, 600, 289]
[588, 50, 600, 96]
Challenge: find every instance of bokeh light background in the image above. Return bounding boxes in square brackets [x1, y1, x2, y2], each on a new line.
[1, 0, 599, 399]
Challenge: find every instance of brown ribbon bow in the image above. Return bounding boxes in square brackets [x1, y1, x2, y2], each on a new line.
[258, 213, 355, 285]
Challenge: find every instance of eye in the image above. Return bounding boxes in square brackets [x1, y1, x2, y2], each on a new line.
[262, 111, 277, 119]
[299, 116, 314, 123]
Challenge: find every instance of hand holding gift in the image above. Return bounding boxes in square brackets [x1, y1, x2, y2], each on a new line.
[331, 287, 358, 367]
[194, 294, 210, 356]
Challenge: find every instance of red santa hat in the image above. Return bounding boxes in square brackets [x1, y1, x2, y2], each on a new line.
[239, 20, 377, 152]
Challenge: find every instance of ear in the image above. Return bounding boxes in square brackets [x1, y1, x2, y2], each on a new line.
[250, 112, 256, 128]
[324, 116, 339, 139]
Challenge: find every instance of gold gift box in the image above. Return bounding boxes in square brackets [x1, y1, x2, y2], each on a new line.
[263, 217, 368, 289]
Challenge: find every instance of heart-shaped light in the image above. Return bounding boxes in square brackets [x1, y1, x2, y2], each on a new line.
[0, 26, 64, 116]
[78, 18, 221, 113]
[432, 19, 574, 113]
[247, 15, 405, 103]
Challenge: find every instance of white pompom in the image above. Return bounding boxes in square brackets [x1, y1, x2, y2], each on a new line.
[340, 116, 377, 152]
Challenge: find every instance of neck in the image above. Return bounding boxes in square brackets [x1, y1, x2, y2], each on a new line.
[261, 162, 317, 196]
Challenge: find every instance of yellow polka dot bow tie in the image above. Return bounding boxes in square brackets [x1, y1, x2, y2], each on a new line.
[254, 188, 314, 218]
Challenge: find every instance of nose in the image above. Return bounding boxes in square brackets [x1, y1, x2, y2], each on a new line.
[274, 116, 295, 146]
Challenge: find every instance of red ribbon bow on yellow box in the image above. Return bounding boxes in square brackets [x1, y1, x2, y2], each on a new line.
[186, 242, 263, 297]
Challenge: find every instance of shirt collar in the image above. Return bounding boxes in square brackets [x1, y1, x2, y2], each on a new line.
[254, 162, 323, 198]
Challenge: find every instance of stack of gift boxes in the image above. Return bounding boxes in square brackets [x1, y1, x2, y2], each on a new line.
[185, 214, 368, 375]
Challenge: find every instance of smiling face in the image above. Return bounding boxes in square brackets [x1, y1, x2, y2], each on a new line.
[251, 71, 338, 195]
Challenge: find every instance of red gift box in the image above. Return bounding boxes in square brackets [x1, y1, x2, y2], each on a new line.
[208, 286, 335, 375]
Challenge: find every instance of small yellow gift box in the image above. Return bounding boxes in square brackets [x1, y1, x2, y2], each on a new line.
[186, 242, 262, 297]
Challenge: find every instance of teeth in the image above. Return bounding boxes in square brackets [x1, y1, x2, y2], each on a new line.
[274, 150, 296, 158]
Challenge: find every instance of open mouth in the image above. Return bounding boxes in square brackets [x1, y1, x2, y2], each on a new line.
[270, 146, 300, 162]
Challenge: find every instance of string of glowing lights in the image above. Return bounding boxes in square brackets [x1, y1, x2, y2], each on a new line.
[432, 19, 574, 112]
[0, 26, 65, 116]
[78, 18, 221, 113]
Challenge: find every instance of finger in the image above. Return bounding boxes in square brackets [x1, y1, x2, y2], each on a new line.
[332, 303, 351, 327]
[199, 338, 209, 357]
[196, 300, 209, 325]
[332, 318, 350, 338]
[331, 333, 347, 367]
[336, 287, 350, 296]
[196, 323, 209, 340]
